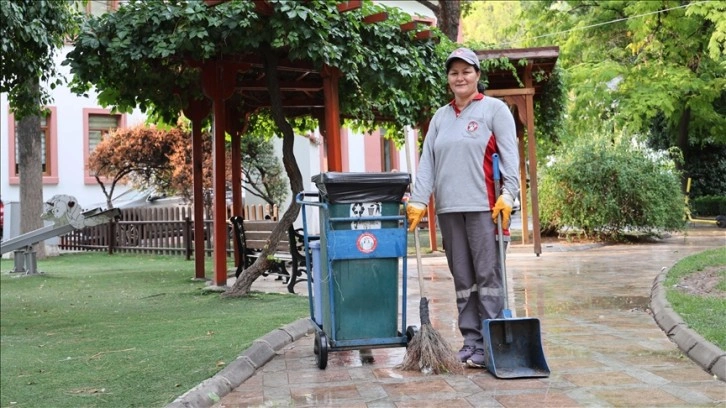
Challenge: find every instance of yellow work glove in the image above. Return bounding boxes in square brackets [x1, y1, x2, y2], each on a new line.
[491, 192, 514, 228]
[406, 202, 427, 232]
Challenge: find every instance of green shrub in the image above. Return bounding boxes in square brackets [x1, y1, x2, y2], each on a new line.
[692, 195, 726, 216]
[539, 131, 686, 241]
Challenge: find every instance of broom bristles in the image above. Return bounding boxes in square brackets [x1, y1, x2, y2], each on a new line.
[400, 298, 463, 374]
[400, 324, 463, 374]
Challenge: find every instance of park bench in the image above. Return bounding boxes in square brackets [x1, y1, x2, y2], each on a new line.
[229, 216, 313, 294]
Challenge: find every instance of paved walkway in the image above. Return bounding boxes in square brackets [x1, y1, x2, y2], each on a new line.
[174, 226, 725, 408]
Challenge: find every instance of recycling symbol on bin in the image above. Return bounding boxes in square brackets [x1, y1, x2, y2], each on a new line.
[350, 201, 382, 230]
[351, 202, 365, 216]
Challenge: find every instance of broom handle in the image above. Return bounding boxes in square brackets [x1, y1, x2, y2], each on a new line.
[415, 228, 425, 296]
[404, 132, 428, 299]
[493, 154, 509, 312]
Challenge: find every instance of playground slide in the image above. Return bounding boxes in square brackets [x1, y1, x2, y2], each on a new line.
[0, 195, 121, 256]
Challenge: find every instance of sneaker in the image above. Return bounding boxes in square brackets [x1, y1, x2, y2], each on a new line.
[466, 348, 487, 368]
[457, 345, 475, 363]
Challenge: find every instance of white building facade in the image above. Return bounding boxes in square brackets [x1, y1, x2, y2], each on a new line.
[1, 0, 435, 240]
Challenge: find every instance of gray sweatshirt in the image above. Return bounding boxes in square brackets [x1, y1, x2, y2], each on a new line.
[411, 95, 520, 213]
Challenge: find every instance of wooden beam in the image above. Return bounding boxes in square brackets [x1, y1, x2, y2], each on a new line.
[414, 30, 433, 41]
[253, 0, 273, 15]
[253, 97, 324, 108]
[363, 11, 388, 24]
[400, 21, 418, 32]
[337, 0, 361, 13]
[237, 80, 323, 92]
[484, 88, 535, 97]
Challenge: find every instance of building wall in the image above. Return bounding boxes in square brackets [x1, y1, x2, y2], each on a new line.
[2, 1, 435, 238]
[1, 48, 147, 211]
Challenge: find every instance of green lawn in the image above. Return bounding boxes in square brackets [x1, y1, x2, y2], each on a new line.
[2, 244, 722, 407]
[665, 247, 726, 350]
[0, 253, 308, 408]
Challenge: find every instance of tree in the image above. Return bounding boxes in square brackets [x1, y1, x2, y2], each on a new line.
[419, 0, 471, 42]
[65, 0, 454, 296]
[91, 120, 289, 213]
[460, 1, 520, 46]
[539, 128, 685, 241]
[0, 0, 79, 260]
[515, 1, 725, 184]
[239, 134, 288, 207]
[88, 125, 191, 208]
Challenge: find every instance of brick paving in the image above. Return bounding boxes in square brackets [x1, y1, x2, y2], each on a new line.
[180, 226, 725, 408]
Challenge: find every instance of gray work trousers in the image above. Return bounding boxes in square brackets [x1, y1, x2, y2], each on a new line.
[438, 212, 505, 350]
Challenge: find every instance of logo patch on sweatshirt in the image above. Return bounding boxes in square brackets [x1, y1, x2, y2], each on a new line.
[466, 121, 479, 133]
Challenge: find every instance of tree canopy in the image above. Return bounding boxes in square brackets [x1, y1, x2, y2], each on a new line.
[88, 125, 191, 208]
[514, 1, 725, 151]
[64, 0, 462, 295]
[0, 0, 79, 119]
[64, 0, 454, 142]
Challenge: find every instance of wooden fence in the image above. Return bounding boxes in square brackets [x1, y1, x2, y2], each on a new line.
[59, 204, 279, 257]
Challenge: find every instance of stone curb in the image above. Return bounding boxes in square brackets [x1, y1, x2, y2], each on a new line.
[650, 267, 726, 382]
[166, 318, 316, 408]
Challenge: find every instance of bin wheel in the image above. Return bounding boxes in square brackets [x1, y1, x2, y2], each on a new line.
[406, 325, 419, 346]
[314, 331, 328, 369]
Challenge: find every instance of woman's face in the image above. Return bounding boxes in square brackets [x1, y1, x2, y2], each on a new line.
[447, 60, 480, 99]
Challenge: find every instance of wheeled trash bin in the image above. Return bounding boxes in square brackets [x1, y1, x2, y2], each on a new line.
[296, 172, 417, 369]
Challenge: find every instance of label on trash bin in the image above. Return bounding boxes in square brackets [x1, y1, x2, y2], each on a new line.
[356, 232, 378, 254]
[349, 202, 381, 230]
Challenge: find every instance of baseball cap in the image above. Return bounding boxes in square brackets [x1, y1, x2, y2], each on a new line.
[445, 47, 480, 71]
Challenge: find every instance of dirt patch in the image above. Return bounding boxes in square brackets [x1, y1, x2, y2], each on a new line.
[676, 266, 726, 298]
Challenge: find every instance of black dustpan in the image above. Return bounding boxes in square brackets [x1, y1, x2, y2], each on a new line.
[482, 154, 550, 379]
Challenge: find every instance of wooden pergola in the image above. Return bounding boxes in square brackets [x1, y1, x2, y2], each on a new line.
[480, 46, 559, 256]
[421, 46, 559, 256]
[190, 1, 558, 285]
[192, 0, 435, 286]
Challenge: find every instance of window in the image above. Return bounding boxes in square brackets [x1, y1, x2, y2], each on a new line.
[88, 114, 120, 154]
[83, 108, 125, 184]
[7, 107, 58, 185]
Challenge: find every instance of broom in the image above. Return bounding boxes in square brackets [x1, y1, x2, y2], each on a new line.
[400, 134, 463, 375]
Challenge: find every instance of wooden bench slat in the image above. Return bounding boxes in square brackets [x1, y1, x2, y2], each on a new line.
[244, 231, 290, 242]
[243, 221, 279, 231]
[245, 239, 289, 252]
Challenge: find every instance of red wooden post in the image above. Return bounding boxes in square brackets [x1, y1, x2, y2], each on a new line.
[226, 104, 247, 220]
[523, 62, 542, 256]
[182, 98, 211, 280]
[321, 65, 343, 171]
[201, 61, 238, 287]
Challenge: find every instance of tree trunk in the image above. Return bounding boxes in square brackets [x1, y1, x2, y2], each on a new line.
[223, 47, 305, 297]
[419, 1, 461, 42]
[676, 107, 691, 192]
[16, 78, 46, 261]
[437, 0, 461, 42]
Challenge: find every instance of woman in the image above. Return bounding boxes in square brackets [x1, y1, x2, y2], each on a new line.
[407, 47, 519, 368]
